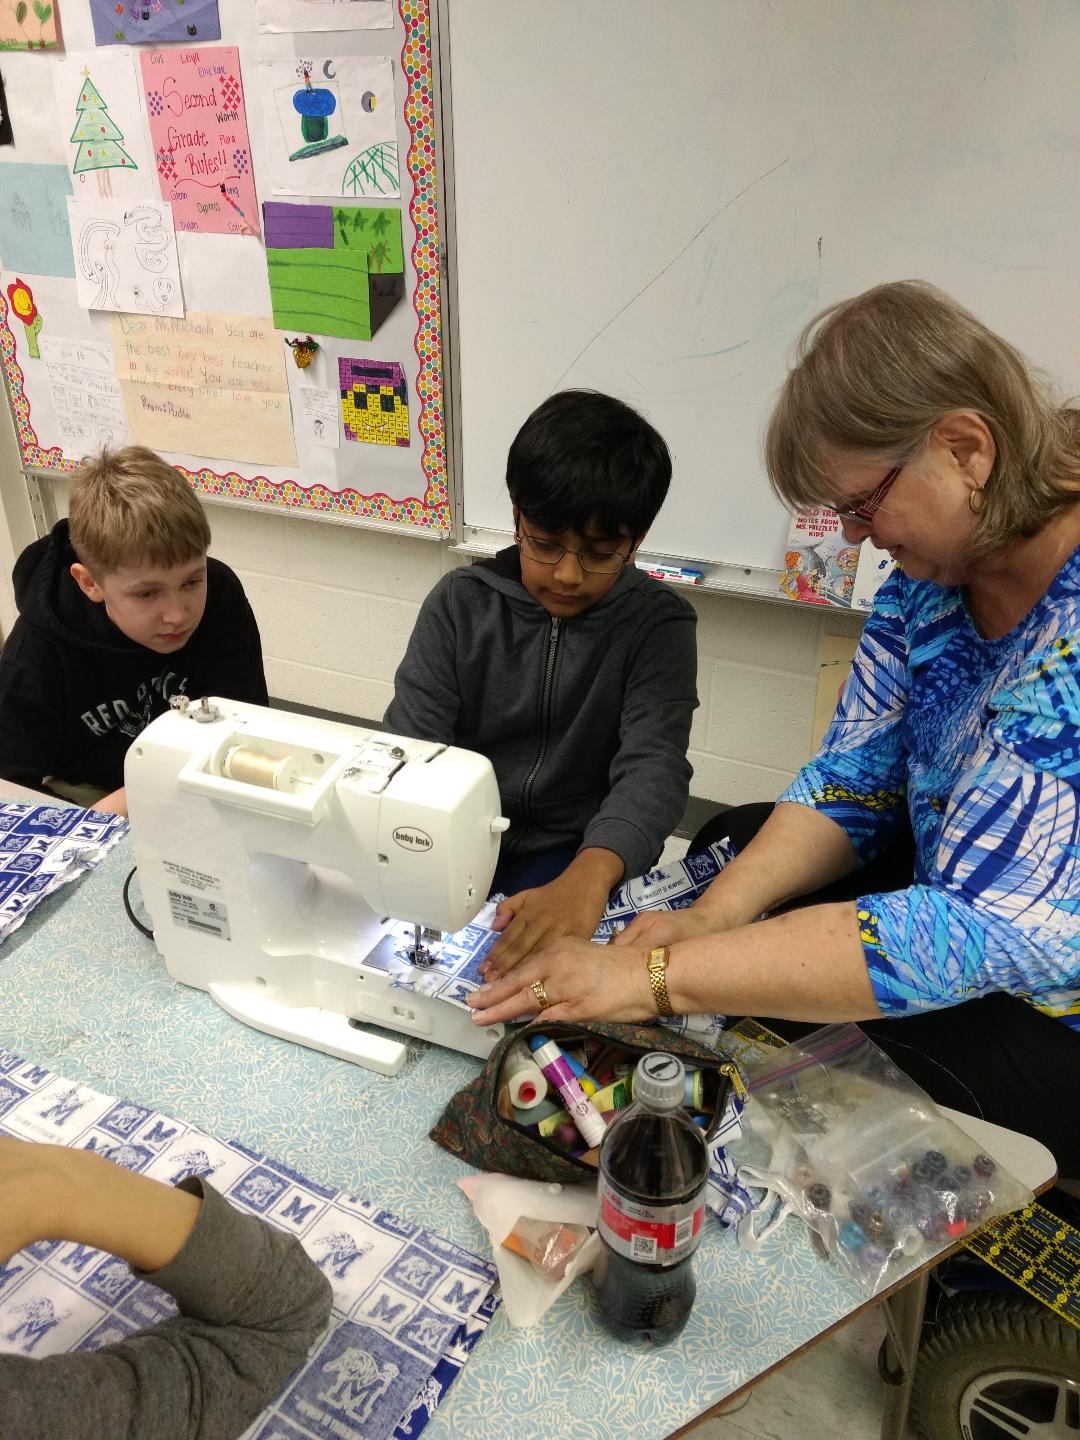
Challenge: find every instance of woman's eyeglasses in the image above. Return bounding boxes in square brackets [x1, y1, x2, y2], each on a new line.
[827, 463, 904, 524]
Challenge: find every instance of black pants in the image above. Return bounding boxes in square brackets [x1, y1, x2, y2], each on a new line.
[691, 804, 1080, 1178]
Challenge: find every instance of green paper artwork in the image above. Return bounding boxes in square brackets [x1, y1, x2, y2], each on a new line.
[264, 201, 404, 342]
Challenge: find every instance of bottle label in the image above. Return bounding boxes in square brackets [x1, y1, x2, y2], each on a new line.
[598, 1174, 705, 1265]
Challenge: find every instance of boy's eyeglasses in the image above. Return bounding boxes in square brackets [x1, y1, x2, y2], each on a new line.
[516, 529, 630, 575]
[826, 463, 905, 524]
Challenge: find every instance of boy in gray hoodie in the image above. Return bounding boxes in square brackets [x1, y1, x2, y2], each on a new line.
[385, 390, 698, 973]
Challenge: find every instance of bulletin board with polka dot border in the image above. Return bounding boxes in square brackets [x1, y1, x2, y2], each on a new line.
[0, 0, 451, 536]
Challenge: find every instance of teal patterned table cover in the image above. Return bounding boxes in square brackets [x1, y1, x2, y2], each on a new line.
[0, 836, 875, 1440]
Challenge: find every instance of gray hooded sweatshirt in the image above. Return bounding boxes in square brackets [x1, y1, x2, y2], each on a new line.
[384, 548, 698, 879]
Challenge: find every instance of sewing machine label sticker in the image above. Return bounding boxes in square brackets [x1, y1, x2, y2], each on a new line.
[162, 859, 223, 894]
[167, 889, 231, 941]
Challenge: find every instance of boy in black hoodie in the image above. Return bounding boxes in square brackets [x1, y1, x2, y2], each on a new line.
[386, 390, 698, 974]
[0, 446, 267, 814]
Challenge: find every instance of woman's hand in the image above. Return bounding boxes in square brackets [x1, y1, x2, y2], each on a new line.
[609, 904, 723, 951]
[468, 937, 655, 1026]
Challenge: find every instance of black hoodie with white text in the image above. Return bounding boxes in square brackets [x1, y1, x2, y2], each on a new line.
[0, 520, 268, 793]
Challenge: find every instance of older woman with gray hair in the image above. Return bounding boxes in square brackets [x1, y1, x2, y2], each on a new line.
[469, 280, 1080, 1175]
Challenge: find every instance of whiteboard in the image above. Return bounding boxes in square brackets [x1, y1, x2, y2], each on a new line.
[449, 0, 1080, 572]
[0, 0, 451, 534]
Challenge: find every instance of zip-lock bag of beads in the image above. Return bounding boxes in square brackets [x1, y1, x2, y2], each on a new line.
[731, 1023, 1034, 1296]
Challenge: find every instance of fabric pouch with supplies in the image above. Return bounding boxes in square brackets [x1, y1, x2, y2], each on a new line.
[430, 1019, 746, 1184]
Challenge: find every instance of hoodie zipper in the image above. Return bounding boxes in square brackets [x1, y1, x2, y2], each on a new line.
[521, 616, 561, 823]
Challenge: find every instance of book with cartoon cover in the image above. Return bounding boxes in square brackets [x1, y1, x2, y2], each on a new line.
[779, 507, 893, 610]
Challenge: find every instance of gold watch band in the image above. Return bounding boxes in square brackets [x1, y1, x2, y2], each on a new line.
[647, 945, 674, 1017]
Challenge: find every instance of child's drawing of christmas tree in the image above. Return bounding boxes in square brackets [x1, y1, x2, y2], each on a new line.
[70, 73, 137, 197]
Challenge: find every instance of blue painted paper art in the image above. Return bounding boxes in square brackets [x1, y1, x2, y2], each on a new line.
[0, 163, 75, 279]
[89, 0, 222, 46]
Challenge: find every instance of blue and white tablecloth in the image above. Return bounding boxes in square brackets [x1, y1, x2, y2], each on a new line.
[0, 803, 128, 945]
[0, 1052, 498, 1440]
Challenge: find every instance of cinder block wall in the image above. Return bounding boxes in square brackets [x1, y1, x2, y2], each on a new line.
[25, 478, 859, 807]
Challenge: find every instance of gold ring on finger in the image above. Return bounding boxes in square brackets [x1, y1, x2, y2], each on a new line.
[531, 979, 550, 1009]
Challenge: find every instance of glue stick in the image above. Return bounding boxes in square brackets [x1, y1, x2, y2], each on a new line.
[528, 1035, 607, 1148]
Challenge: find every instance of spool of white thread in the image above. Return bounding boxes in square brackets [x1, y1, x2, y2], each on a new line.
[222, 746, 295, 791]
[505, 1054, 548, 1110]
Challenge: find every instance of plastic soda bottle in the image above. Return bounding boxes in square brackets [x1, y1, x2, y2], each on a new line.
[593, 1051, 709, 1342]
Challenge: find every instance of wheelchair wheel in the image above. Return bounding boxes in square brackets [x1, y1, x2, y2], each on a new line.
[912, 1293, 1080, 1439]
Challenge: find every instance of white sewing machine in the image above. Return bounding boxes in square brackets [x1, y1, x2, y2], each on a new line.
[125, 696, 509, 1076]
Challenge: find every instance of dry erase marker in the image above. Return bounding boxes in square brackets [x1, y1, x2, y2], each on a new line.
[528, 1035, 607, 1148]
[643, 564, 704, 585]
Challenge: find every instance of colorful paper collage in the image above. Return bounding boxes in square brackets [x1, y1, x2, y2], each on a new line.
[260, 54, 398, 199]
[0, 0, 451, 534]
[256, 0, 393, 34]
[112, 310, 297, 466]
[264, 200, 403, 341]
[340, 357, 409, 447]
[0, 163, 74, 279]
[89, 0, 220, 47]
[0, 1052, 500, 1440]
[139, 46, 259, 237]
[67, 197, 183, 317]
[0, 0, 60, 50]
[55, 51, 154, 201]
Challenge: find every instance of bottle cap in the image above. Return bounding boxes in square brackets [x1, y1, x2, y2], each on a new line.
[633, 1052, 686, 1110]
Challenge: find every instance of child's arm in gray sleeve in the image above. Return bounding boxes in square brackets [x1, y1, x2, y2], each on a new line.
[0, 1181, 333, 1440]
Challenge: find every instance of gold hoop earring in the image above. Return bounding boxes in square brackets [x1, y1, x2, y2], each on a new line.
[968, 488, 986, 514]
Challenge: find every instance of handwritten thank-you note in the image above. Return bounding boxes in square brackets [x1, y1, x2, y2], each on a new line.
[139, 47, 259, 237]
[112, 312, 296, 466]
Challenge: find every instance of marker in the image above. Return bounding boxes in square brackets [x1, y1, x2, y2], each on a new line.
[641, 563, 704, 585]
[219, 183, 256, 237]
[561, 1050, 599, 1096]
[528, 1035, 607, 1148]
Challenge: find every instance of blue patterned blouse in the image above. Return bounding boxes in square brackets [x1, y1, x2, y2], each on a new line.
[780, 552, 1080, 1030]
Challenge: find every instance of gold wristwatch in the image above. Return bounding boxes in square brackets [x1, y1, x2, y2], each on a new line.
[647, 946, 674, 1017]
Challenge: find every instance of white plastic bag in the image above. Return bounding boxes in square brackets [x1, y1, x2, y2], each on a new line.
[457, 1173, 601, 1326]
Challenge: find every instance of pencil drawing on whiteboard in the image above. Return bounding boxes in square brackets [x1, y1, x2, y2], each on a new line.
[68, 196, 184, 318]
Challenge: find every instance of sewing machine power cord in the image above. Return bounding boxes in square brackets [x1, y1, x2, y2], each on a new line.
[122, 866, 155, 941]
